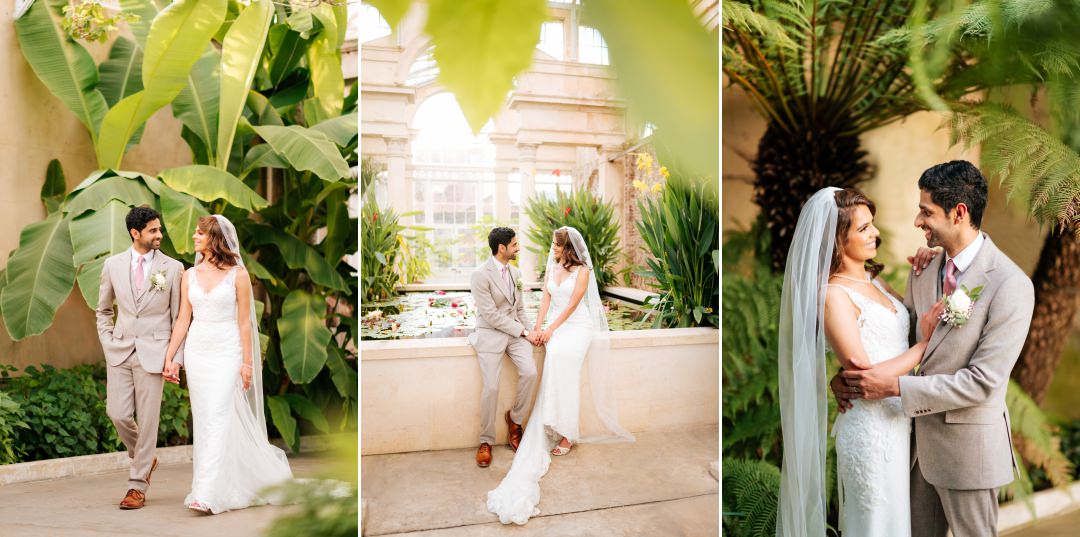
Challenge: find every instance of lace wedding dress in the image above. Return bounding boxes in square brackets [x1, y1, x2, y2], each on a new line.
[184, 267, 293, 513]
[829, 280, 912, 537]
[486, 267, 595, 525]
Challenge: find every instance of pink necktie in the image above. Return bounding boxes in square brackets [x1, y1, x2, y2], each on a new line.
[943, 259, 957, 296]
[135, 256, 145, 293]
[501, 265, 512, 293]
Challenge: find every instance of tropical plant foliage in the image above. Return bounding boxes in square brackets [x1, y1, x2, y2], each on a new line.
[360, 198, 403, 303]
[636, 178, 719, 328]
[0, 389, 29, 464]
[5, 0, 358, 453]
[523, 188, 623, 289]
[722, 457, 781, 537]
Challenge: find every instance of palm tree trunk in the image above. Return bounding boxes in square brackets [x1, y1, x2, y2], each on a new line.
[1011, 228, 1080, 404]
[752, 117, 873, 272]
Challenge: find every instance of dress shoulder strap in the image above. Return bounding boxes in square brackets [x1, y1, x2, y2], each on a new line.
[823, 283, 866, 317]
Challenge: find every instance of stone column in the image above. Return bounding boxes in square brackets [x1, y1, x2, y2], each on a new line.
[386, 136, 410, 224]
[518, 143, 539, 280]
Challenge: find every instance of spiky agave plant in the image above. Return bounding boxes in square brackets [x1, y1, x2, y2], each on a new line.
[722, 0, 974, 271]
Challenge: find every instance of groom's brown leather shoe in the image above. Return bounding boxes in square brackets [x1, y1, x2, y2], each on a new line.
[119, 489, 146, 510]
[505, 410, 523, 452]
[476, 443, 492, 468]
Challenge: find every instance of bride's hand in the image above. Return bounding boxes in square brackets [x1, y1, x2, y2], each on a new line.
[163, 360, 180, 385]
[920, 302, 945, 343]
[540, 328, 554, 345]
[240, 364, 252, 390]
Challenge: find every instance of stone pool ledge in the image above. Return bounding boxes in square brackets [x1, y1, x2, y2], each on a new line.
[361, 327, 718, 455]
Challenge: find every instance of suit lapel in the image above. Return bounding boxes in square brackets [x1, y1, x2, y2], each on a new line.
[486, 259, 515, 305]
[116, 253, 136, 310]
[135, 252, 166, 313]
[923, 234, 997, 361]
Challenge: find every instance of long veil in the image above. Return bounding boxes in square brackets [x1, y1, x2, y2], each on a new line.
[544, 226, 633, 443]
[195, 214, 267, 435]
[777, 187, 839, 537]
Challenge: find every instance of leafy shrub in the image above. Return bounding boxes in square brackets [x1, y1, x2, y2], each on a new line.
[0, 363, 190, 461]
[636, 177, 719, 327]
[524, 188, 623, 288]
[361, 198, 404, 303]
[265, 479, 358, 537]
[1002, 380, 1073, 503]
[0, 389, 29, 464]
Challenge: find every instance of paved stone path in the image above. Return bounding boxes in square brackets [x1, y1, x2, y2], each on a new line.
[0, 453, 326, 537]
[361, 425, 720, 536]
[1005, 506, 1080, 536]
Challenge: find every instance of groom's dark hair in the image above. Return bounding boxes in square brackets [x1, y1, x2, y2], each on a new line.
[918, 160, 988, 228]
[488, 227, 515, 255]
[126, 206, 161, 240]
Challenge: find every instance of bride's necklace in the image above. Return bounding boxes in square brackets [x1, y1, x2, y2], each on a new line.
[832, 273, 871, 283]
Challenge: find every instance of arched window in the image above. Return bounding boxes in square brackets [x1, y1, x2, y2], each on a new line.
[578, 25, 610, 65]
[407, 46, 440, 87]
[410, 94, 496, 279]
[358, 3, 392, 44]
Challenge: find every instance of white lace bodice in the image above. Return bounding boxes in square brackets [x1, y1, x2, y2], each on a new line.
[827, 279, 910, 364]
[545, 267, 592, 327]
[189, 267, 238, 324]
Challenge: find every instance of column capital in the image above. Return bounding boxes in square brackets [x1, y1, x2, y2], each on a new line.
[517, 143, 539, 162]
[386, 136, 410, 157]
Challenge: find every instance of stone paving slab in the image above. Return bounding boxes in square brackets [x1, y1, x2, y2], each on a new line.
[381, 494, 719, 537]
[1004, 506, 1080, 537]
[0, 454, 326, 537]
[361, 425, 719, 536]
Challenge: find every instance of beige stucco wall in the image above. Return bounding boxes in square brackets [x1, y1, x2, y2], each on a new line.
[0, 5, 193, 371]
[721, 83, 1043, 273]
[360, 328, 719, 455]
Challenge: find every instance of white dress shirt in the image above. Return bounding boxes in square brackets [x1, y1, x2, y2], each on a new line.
[131, 247, 155, 283]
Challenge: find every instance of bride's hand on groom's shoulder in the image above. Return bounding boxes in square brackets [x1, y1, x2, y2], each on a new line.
[907, 247, 941, 276]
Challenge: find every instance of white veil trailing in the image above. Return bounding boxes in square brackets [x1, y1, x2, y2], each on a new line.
[195, 214, 268, 436]
[544, 226, 634, 443]
[777, 187, 840, 537]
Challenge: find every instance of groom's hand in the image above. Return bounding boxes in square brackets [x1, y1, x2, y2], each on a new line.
[163, 362, 180, 385]
[841, 368, 900, 400]
[830, 372, 856, 412]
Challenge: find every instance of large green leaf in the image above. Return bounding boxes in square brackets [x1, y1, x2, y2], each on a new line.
[70, 199, 132, 267]
[306, 4, 344, 123]
[96, 0, 228, 169]
[267, 395, 299, 453]
[217, 0, 273, 169]
[425, 0, 546, 133]
[282, 393, 330, 434]
[172, 48, 221, 162]
[247, 224, 350, 291]
[251, 125, 351, 181]
[311, 112, 358, 147]
[323, 187, 350, 265]
[76, 256, 107, 309]
[159, 165, 268, 212]
[99, 37, 144, 107]
[277, 290, 332, 384]
[157, 187, 210, 254]
[246, 91, 284, 127]
[41, 159, 67, 214]
[241, 144, 289, 178]
[63, 176, 156, 218]
[325, 344, 357, 400]
[584, 0, 719, 179]
[267, 24, 308, 89]
[119, 0, 162, 49]
[1, 213, 76, 340]
[368, 0, 410, 31]
[14, 0, 109, 143]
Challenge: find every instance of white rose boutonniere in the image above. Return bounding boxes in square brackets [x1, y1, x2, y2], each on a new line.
[940, 285, 983, 327]
[150, 270, 169, 292]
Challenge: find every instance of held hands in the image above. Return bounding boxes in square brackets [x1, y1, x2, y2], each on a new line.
[240, 363, 253, 391]
[163, 360, 181, 385]
[907, 247, 941, 276]
[538, 328, 555, 346]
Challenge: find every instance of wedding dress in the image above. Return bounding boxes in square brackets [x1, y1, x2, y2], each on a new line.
[184, 266, 293, 513]
[828, 281, 912, 536]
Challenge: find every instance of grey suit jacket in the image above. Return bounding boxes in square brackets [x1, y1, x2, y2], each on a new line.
[900, 233, 1034, 490]
[468, 258, 532, 354]
[95, 250, 185, 373]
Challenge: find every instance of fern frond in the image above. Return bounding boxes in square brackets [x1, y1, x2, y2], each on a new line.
[1007, 380, 1074, 488]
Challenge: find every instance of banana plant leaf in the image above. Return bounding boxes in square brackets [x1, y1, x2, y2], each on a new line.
[1, 213, 77, 339]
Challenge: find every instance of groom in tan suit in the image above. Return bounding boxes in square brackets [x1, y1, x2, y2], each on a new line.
[837, 161, 1035, 536]
[468, 227, 539, 467]
[95, 207, 185, 509]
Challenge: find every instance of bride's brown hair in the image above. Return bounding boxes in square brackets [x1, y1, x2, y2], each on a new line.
[830, 188, 885, 278]
[197, 216, 240, 269]
[553, 228, 586, 271]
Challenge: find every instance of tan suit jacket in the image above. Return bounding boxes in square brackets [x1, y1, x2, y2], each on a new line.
[95, 249, 185, 373]
[468, 258, 532, 352]
[900, 234, 1034, 490]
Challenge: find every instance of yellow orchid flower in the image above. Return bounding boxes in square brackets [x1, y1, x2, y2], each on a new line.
[659, 166, 670, 179]
[633, 179, 647, 192]
[651, 182, 664, 193]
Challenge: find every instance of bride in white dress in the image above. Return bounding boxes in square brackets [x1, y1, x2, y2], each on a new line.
[162, 215, 292, 514]
[486, 226, 634, 525]
[777, 188, 942, 537]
